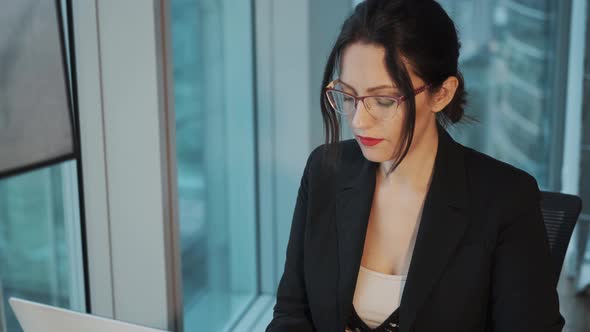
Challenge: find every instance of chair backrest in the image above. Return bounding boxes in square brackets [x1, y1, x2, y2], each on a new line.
[540, 190, 583, 286]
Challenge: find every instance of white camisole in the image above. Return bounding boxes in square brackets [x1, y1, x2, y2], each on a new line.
[352, 265, 407, 328]
[351, 217, 419, 329]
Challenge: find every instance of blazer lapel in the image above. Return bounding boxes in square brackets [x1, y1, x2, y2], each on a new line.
[334, 122, 471, 332]
[334, 151, 378, 329]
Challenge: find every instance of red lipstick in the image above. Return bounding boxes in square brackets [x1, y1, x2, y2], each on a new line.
[356, 135, 384, 147]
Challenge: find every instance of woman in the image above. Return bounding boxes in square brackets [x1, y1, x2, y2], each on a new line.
[265, 0, 564, 331]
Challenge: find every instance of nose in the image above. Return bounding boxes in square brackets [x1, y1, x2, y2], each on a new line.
[350, 99, 373, 129]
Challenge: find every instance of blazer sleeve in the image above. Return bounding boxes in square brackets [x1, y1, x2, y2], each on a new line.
[265, 147, 319, 332]
[490, 174, 565, 332]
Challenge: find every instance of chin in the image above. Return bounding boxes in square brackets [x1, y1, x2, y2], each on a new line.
[357, 144, 389, 163]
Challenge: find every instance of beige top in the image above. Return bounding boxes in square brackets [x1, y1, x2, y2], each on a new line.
[352, 220, 419, 329]
[352, 266, 407, 328]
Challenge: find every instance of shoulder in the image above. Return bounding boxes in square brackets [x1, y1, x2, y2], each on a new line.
[304, 139, 360, 175]
[462, 144, 539, 193]
[308, 139, 539, 188]
[305, 138, 542, 209]
[300, 139, 361, 193]
[460, 144, 541, 215]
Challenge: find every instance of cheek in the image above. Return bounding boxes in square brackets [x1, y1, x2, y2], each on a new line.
[382, 106, 406, 143]
[367, 103, 422, 160]
[390, 98, 430, 133]
[382, 118, 402, 143]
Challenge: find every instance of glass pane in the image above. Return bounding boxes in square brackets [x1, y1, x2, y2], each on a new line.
[170, 0, 258, 330]
[0, 161, 86, 332]
[439, 0, 564, 190]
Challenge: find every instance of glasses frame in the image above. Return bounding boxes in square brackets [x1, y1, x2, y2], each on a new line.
[323, 79, 430, 120]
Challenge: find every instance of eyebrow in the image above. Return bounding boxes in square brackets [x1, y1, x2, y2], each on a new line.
[337, 79, 398, 94]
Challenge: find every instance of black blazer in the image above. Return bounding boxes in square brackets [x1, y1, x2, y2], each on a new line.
[265, 122, 565, 332]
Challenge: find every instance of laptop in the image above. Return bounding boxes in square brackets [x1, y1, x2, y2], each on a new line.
[9, 297, 170, 332]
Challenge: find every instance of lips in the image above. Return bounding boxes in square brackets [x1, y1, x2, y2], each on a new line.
[356, 135, 384, 147]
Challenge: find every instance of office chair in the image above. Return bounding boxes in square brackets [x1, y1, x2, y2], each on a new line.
[540, 190, 583, 287]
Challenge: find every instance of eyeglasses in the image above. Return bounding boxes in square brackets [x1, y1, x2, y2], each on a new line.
[324, 79, 430, 120]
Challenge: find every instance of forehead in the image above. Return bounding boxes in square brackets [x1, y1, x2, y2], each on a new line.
[338, 42, 416, 89]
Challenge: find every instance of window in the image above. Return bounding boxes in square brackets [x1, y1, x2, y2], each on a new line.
[170, 0, 258, 330]
[0, 1, 86, 331]
[0, 162, 86, 332]
[438, 0, 570, 190]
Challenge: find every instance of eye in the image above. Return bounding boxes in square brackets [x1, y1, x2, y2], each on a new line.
[343, 95, 355, 103]
[375, 98, 396, 107]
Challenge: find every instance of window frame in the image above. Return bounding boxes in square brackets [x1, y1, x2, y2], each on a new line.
[73, 0, 182, 330]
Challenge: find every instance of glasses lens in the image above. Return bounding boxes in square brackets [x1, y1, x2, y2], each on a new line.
[365, 97, 399, 119]
[326, 90, 355, 115]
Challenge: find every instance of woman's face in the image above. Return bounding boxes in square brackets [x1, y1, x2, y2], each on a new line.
[338, 42, 436, 163]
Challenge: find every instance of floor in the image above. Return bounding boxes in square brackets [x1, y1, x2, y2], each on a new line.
[558, 275, 590, 331]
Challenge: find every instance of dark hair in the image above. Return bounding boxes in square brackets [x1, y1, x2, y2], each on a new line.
[320, 0, 477, 174]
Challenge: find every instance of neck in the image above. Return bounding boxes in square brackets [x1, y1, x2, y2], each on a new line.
[378, 122, 439, 193]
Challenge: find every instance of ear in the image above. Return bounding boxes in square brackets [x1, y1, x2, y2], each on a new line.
[431, 76, 459, 113]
